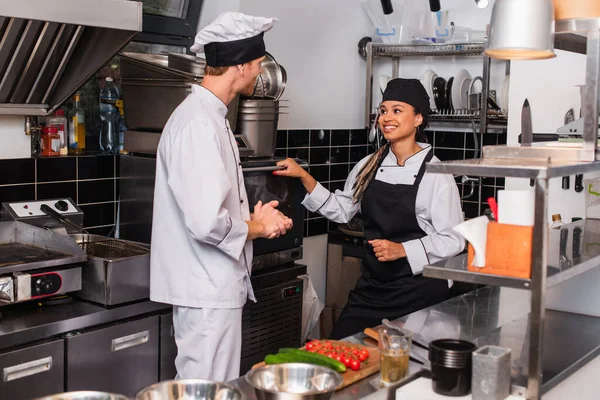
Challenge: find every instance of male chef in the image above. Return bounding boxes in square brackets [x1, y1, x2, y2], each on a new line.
[150, 12, 291, 382]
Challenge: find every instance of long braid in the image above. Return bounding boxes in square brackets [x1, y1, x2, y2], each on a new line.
[352, 143, 390, 204]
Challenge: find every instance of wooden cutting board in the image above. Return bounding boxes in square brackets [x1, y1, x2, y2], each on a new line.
[251, 340, 380, 390]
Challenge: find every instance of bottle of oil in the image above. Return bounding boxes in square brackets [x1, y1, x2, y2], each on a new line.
[69, 93, 86, 155]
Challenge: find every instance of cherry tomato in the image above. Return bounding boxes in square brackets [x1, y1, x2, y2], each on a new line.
[326, 352, 335, 359]
[360, 349, 370, 358]
[350, 359, 361, 371]
[306, 342, 315, 351]
[342, 357, 352, 367]
[317, 349, 326, 355]
[325, 342, 333, 350]
[358, 353, 367, 362]
[351, 349, 360, 356]
[335, 354, 344, 363]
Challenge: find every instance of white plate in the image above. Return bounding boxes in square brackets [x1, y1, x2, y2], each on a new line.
[421, 69, 438, 111]
[501, 75, 510, 111]
[453, 69, 472, 110]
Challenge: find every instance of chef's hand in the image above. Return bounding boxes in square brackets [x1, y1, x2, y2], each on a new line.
[369, 239, 407, 262]
[252, 200, 293, 238]
[274, 159, 318, 194]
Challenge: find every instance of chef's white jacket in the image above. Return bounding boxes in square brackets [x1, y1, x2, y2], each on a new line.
[150, 84, 255, 309]
[303, 144, 465, 275]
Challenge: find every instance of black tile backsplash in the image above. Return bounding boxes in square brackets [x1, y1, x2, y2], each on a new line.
[288, 130, 310, 147]
[277, 127, 507, 236]
[80, 202, 115, 227]
[0, 184, 35, 204]
[37, 157, 76, 182]
[0, 156, 118, 232]
[0, 159, 34, 185]
[78, 155, 115, 179]
[79, 179, 115, 204]
[37, 182, 77, 202]
[310, 129, 330, 147]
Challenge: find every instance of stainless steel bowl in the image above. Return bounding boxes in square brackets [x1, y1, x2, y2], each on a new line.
[34, 391, 130, 400]
[135, 379, 242, 400]
[251, 52, 285, 100]
[245, 363, 343, 400]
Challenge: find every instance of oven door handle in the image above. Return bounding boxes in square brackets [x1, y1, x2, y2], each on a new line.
[242, 165, 287, 173]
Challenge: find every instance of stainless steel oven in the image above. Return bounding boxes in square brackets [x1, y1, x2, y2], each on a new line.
[119, 152, 307, 270]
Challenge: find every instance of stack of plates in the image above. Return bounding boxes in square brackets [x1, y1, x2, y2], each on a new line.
[421, 69, 473, 112]
[500, 75, 510, 112]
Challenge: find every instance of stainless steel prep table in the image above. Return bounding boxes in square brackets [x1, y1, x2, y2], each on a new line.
[229, 285, 600, 399]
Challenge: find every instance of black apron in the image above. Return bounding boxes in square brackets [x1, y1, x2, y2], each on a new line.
[329, 148, 449, 340]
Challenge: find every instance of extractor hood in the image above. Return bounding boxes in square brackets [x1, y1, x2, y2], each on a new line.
[0, 0, 142, 116]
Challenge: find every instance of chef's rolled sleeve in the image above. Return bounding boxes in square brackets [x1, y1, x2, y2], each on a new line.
[167, 119, 247, 261]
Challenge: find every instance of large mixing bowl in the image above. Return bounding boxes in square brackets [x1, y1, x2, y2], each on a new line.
[135, 379, 241, 400]
[245, 363, 343, 400]
[34, 391, 130, 400]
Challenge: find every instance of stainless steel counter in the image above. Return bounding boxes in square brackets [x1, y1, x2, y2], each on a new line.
[0, 298, 171, 351]
[230, 285, 600, 399]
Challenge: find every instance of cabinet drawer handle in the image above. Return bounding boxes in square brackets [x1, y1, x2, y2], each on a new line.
[111, 330, 149, 352]
[3, 356, 53, 382]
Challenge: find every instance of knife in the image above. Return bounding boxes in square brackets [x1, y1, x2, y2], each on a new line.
[521, 99, 533, 146]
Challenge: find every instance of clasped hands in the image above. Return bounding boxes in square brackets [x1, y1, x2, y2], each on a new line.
[252, 200, 293, 239]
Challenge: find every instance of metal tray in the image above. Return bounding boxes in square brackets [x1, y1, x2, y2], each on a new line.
[0, 221, 87, 274]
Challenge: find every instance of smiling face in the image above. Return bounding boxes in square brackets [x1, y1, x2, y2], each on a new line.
[378, 101, 423, 143]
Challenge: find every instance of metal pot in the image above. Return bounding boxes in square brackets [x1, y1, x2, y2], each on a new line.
[34, 391, 130, 400]
[135, 379, 242, 400]
[245, 363, 343, 400]
[167, 53, 207, 76]
[239, 100, 280, 108]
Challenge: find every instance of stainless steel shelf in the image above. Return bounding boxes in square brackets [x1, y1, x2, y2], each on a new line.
[423, 253, 532, 289]
[554, 18, 600, 55]
[426, 154, 600, 178]
[372, 42, 485, 57]
[556, 18, 600, 34]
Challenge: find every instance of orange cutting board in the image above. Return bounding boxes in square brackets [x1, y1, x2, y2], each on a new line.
[251, 340, 380, 390]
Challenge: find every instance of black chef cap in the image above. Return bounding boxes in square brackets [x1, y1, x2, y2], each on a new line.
[382, 78, 430, 117]
[204, 33, 266, 67]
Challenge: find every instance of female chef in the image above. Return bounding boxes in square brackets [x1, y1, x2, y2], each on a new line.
[275, 78, 465, 339]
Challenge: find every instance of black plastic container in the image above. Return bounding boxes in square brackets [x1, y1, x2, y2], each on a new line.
[429, 339, 477, 396]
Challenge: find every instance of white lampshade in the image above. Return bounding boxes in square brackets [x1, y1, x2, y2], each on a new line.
[484, 0, 556, 60]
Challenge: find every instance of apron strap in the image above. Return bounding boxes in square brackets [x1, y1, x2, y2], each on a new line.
[413, 148, 434, 187]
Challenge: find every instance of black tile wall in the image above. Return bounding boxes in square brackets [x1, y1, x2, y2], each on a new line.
[0, 156, 119, 234]
[277, 128, 507, 236]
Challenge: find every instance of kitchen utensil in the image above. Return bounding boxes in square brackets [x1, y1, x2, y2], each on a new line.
[34, 391, 129, 400]
[251, 340, 380, 391]
[429, 339, 477, 397]
[278, 65, 288, 100]
[575, 174, 584, 192]
[433, 77, 447, 111]
[421, 70, 438, 111]
[453, 69, 472, 110]
[251, 52, 285, 100]
[486, 197, 498, 221]
[565, 108, 575, 124]
[445, 77, 454, 111]
[472, 346, 511, 400]
[246, 363, 342, 399]
[521, 98, 533, 146]
[562, 176, 570, 190]
[167, 52, 207, 75]
[136, 379, 242, 400]
[379, 326, 412, 386]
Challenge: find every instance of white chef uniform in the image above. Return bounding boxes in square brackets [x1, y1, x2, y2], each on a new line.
[303, 143, 465, 275]
[150, 12, 276, 382]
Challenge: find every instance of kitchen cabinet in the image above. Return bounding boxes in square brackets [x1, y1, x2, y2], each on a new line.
[159, 312, 177, 380]
[0, 339, 64, 400]
[66, 316, 159, 397]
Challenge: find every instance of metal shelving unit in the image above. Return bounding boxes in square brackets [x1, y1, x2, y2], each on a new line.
[422, 18, 600, 400]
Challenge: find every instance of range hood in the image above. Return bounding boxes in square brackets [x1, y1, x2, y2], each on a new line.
[0, 0, 142, 116]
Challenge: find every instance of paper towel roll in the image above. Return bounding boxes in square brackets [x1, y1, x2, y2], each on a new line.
[497, 190, 535, 226]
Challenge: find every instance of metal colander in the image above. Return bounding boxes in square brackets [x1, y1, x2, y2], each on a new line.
[79, 239, 149, 261]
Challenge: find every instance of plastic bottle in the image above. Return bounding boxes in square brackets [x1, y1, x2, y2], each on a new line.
[99, 77, 120, 154]
[550, 214, 565, 230]
[69, 93, 85, 155]
[99, 77, 119, 115]
[46, 109, 68, 155]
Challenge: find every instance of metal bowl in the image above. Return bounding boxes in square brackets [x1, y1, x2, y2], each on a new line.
[34, 391, 130, 400]
[251, 52, 285, 100]
[245, 363, 343, 400]
[135, 379, 242, 400]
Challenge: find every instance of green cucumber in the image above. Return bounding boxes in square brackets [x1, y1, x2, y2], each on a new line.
[277, 348, 346, 373]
